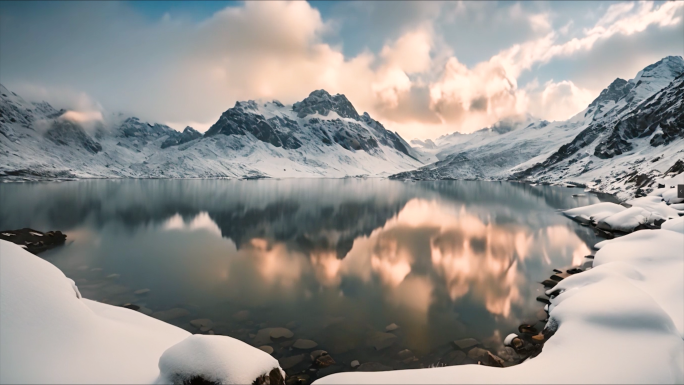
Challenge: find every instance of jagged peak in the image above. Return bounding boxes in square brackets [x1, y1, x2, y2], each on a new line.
[292, 90, 360, 120]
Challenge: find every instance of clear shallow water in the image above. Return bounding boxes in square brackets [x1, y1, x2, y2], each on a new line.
[0, 179, 613, 375]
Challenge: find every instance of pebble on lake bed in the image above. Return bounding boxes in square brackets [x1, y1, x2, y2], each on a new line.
[351, 360, 360, 368]
[293, 339, 318, 349]
[270, 328, 294, 339]
[133, 288, 150, 295]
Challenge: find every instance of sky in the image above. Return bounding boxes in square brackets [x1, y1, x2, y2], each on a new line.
[0, 1, 682, 140]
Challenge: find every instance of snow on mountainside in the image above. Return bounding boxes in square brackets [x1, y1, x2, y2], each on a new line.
[0, 87, 424, 180]
[392, 56, 684, 199]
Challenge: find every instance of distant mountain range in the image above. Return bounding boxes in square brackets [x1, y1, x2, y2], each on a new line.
[393, 55, 684, 199]
[0, 88, 424, 179]
[1, 56, 683, 199]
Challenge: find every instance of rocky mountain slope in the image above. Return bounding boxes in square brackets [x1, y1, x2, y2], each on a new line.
[0, 88, 424, 180]
[393, 56, 684, 200]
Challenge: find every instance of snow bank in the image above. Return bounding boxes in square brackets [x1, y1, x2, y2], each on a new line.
[314, 230, 684, 384]
[562, 202, 626, 223]
[0, 241, 282, 384]
[627, 196, 680, 219]
[662, 216, 684, 234]
[596, 206, 655, 232]
[158, 335, 283, 384]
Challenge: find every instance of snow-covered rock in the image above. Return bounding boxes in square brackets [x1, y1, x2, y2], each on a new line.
[314, 229, 684, 384]
[562, 202, 626, 223]
[158, 335, 283, 385]
[0, 240, 283, 384]
[0, 87, 424, 180]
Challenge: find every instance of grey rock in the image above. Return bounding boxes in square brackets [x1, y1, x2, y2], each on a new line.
[385, 323, 399, 332]
[258, 345, 274, 355]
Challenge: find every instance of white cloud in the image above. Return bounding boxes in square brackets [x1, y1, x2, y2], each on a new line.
[0, 0, 682, 140]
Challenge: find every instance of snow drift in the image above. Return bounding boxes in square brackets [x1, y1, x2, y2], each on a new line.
[0, 240, 282, 384]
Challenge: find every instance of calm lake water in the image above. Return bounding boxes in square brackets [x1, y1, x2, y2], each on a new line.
[0, 179, 612, 377]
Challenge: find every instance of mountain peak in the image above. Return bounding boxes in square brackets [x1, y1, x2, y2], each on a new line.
[292, 90, 360, 120]
[637, 55, 684, 81]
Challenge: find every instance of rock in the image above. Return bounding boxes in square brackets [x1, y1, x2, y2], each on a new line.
[350, 360, 360, 368]
[310, 350, 328, 361]
[258, 345, 274, 355]
[385, 323, 399, 332]
[453, 338, 479, 350]
[518, 324, 539, 335]
[190, 319, 214, 332]
[357, 362, 392, 372]
[536, 295, 551, 304]
[467, 347, 504, 367]
[121, 303, 139, 311]
[207, 330, 215, 335]
[152, 308, 190, 321]
[567, 267, 583, 274]
[106, 273, 120, 279]
[397, 349, 413, 360]
[443, 350, 466, 366]
[293, 339, 318, 349]
[467, 347, 489, 361]
[497, 347, 520, 362]
[314, 354, 336, 368]
[134, 288, 150, 295]
[367, 332, 397, 351]
[233, 310, 251, 321]
[278, 354, 305, 370]
[270, 327, 294, 339]
[253, 368, 286, 385]
[541, 279, 557, 288]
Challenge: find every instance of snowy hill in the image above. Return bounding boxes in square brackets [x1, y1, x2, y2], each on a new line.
[0, 88, 424, 180]
[392, 56, 684, 199]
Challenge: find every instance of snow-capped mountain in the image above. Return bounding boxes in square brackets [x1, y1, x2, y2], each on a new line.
[0, 88, 424, 180]
[393, 56, 684, 199]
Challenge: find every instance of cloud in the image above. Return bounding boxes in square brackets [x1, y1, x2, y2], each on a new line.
[1, 0, 682, 140]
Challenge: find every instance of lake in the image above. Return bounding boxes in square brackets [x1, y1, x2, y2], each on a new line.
[0, 179, 613, 379]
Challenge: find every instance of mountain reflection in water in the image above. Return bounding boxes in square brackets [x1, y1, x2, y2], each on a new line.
[0, 179, 611, 357]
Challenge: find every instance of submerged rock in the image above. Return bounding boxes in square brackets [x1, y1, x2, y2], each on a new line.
[278, 354, 305, 370]
[350, 360, 360, 368]
[133, 288, 150, 295]
[385, 323, 399, 332]
[270, 328, 294, 339]
[258, 345, 274, 355]
[453, 338, 479, 350]
[367, 332, 397, 351]
[190, 319, 214, 332]
[293, 339, 318, 350]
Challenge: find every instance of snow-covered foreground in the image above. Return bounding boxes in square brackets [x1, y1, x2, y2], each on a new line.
[0, 241, 282, 384]
[316, 220, 684, 383]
